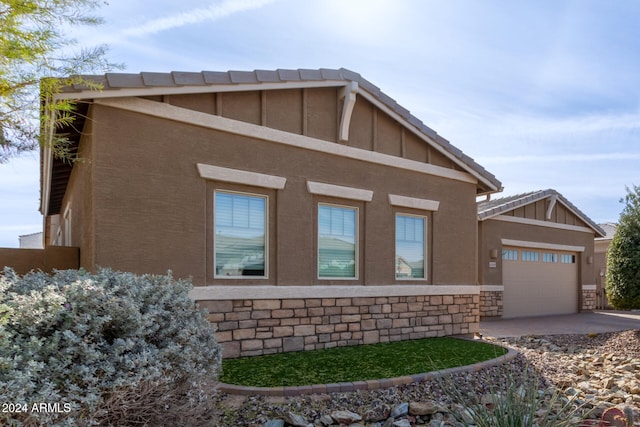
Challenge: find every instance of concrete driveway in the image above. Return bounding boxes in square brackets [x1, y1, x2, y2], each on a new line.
[479, 310, 640, 338]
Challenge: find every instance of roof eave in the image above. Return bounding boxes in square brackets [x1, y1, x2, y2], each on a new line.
[51, 68, 502, 195]
[478, 189, 606, 237]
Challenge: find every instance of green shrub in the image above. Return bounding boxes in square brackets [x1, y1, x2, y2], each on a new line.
[0, 268, 222, 426]
[606, 185, 640, 309]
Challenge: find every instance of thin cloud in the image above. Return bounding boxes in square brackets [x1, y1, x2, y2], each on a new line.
[513, 112, 640, 136]
[477, 152, 640, 165]
[122, 0, 279, 37]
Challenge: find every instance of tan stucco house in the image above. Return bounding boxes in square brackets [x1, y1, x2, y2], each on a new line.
[477, 190, 605, 319]
[40, 68, 505, 357]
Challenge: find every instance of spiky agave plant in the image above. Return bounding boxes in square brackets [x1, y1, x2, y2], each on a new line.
[441, 365, 594, 427]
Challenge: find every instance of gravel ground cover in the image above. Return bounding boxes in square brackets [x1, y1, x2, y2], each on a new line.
[209, 330, 640, 426]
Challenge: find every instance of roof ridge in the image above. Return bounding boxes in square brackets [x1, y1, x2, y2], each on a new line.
[478, 188, 605, 237]
[58, 67, 502, 194]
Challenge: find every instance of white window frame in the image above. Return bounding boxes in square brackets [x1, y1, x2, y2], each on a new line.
[395, 213, 427, 280]
[542, 252, 558, 263]
[522, 251, 539, 262]
[63, 205, 72, 246]
[317, 203, 359, 280]
[213, 190, 269, 279]
[54, 227, 63, 246]
[502, 249, 518, 261]
[561, 254, 576, 264]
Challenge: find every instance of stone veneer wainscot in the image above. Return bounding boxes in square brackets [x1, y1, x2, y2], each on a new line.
[192, 285, 480, 359]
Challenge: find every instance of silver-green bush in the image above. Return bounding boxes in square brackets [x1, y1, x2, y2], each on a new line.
[0, 268, 222, 426]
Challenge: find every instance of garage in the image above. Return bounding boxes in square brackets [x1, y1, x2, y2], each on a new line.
[502, 246, 578, 318]
[477, 189, 606, 319]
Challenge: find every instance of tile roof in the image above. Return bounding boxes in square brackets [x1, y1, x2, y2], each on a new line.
[596, 222, 617, 239]
[477, 189, 606, 237]
[58, 68, 502, 193]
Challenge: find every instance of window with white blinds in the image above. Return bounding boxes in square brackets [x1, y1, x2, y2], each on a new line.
[395, 214, 426, 279]
[318, 204, 357, 278]
[214, 191, 267, 278]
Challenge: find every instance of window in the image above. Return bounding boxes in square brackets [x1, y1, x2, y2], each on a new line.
[542, 252, 558, 263]
[318, 204, 357, 278]
[214, 191, 267, 278]
[395, 214, 426, 279]
[502, 249, 518, 261]
[63, 206, 72, 246]
[522, 251, 539, 262]
[561, 254, 576, 264]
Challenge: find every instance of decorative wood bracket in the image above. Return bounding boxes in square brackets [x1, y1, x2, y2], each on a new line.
[546, 194, 557, 220]
[338, 81, 358, 143]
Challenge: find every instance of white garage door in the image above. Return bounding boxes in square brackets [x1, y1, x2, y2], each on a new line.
[502, 247, 578, 318]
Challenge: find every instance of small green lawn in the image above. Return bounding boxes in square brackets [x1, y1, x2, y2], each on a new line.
[220, 337, 506, 387]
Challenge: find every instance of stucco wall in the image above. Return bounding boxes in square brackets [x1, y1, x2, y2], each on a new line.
[60, 109, 96, 269]
[478, 216, 597, 318]
[82, 92, 479, 288]
[478, 219, 596, 288]
[42, 86, 490, 355]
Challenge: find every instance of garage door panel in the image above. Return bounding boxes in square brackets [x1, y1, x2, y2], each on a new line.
[503, 247, 577, 318]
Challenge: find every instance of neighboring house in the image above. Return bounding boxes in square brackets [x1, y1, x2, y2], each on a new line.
[594, 222, 617, 309]
[477, 190, 605, 319]
[19, 232, 43, 249]
[40, 68, 503, 358]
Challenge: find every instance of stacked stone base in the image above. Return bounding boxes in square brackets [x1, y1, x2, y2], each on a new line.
[479, 290, 503, 318]
[199, 294, 480, 359]
[581, 288, 597, 311]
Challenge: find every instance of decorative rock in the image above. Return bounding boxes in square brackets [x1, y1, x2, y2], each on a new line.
[363, 404, 391, 422]
[317, 414, 334, 426]
[382, 418, 395, 427]
[282, 411, 308, 427]
[392, 420, 411, 427]
[263, 420, 285, 427]
[556, 377, 574, 388]
[480, 393, 502, 409]
[389, 402, 409, 418]
[330, 410, 362, 424]
[408, 400, 441, 416]
[452, 404, 475, 425]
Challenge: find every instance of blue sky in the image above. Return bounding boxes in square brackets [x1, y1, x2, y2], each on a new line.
[1, 0, 639, 247]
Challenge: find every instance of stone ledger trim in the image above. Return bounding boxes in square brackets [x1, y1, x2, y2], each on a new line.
[199, 294, 480, 359]
[388, 194, 440, 211]
[306, 181, 373, 202]
[190, 284, 479, 301]
[196, 163, 287, 189]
